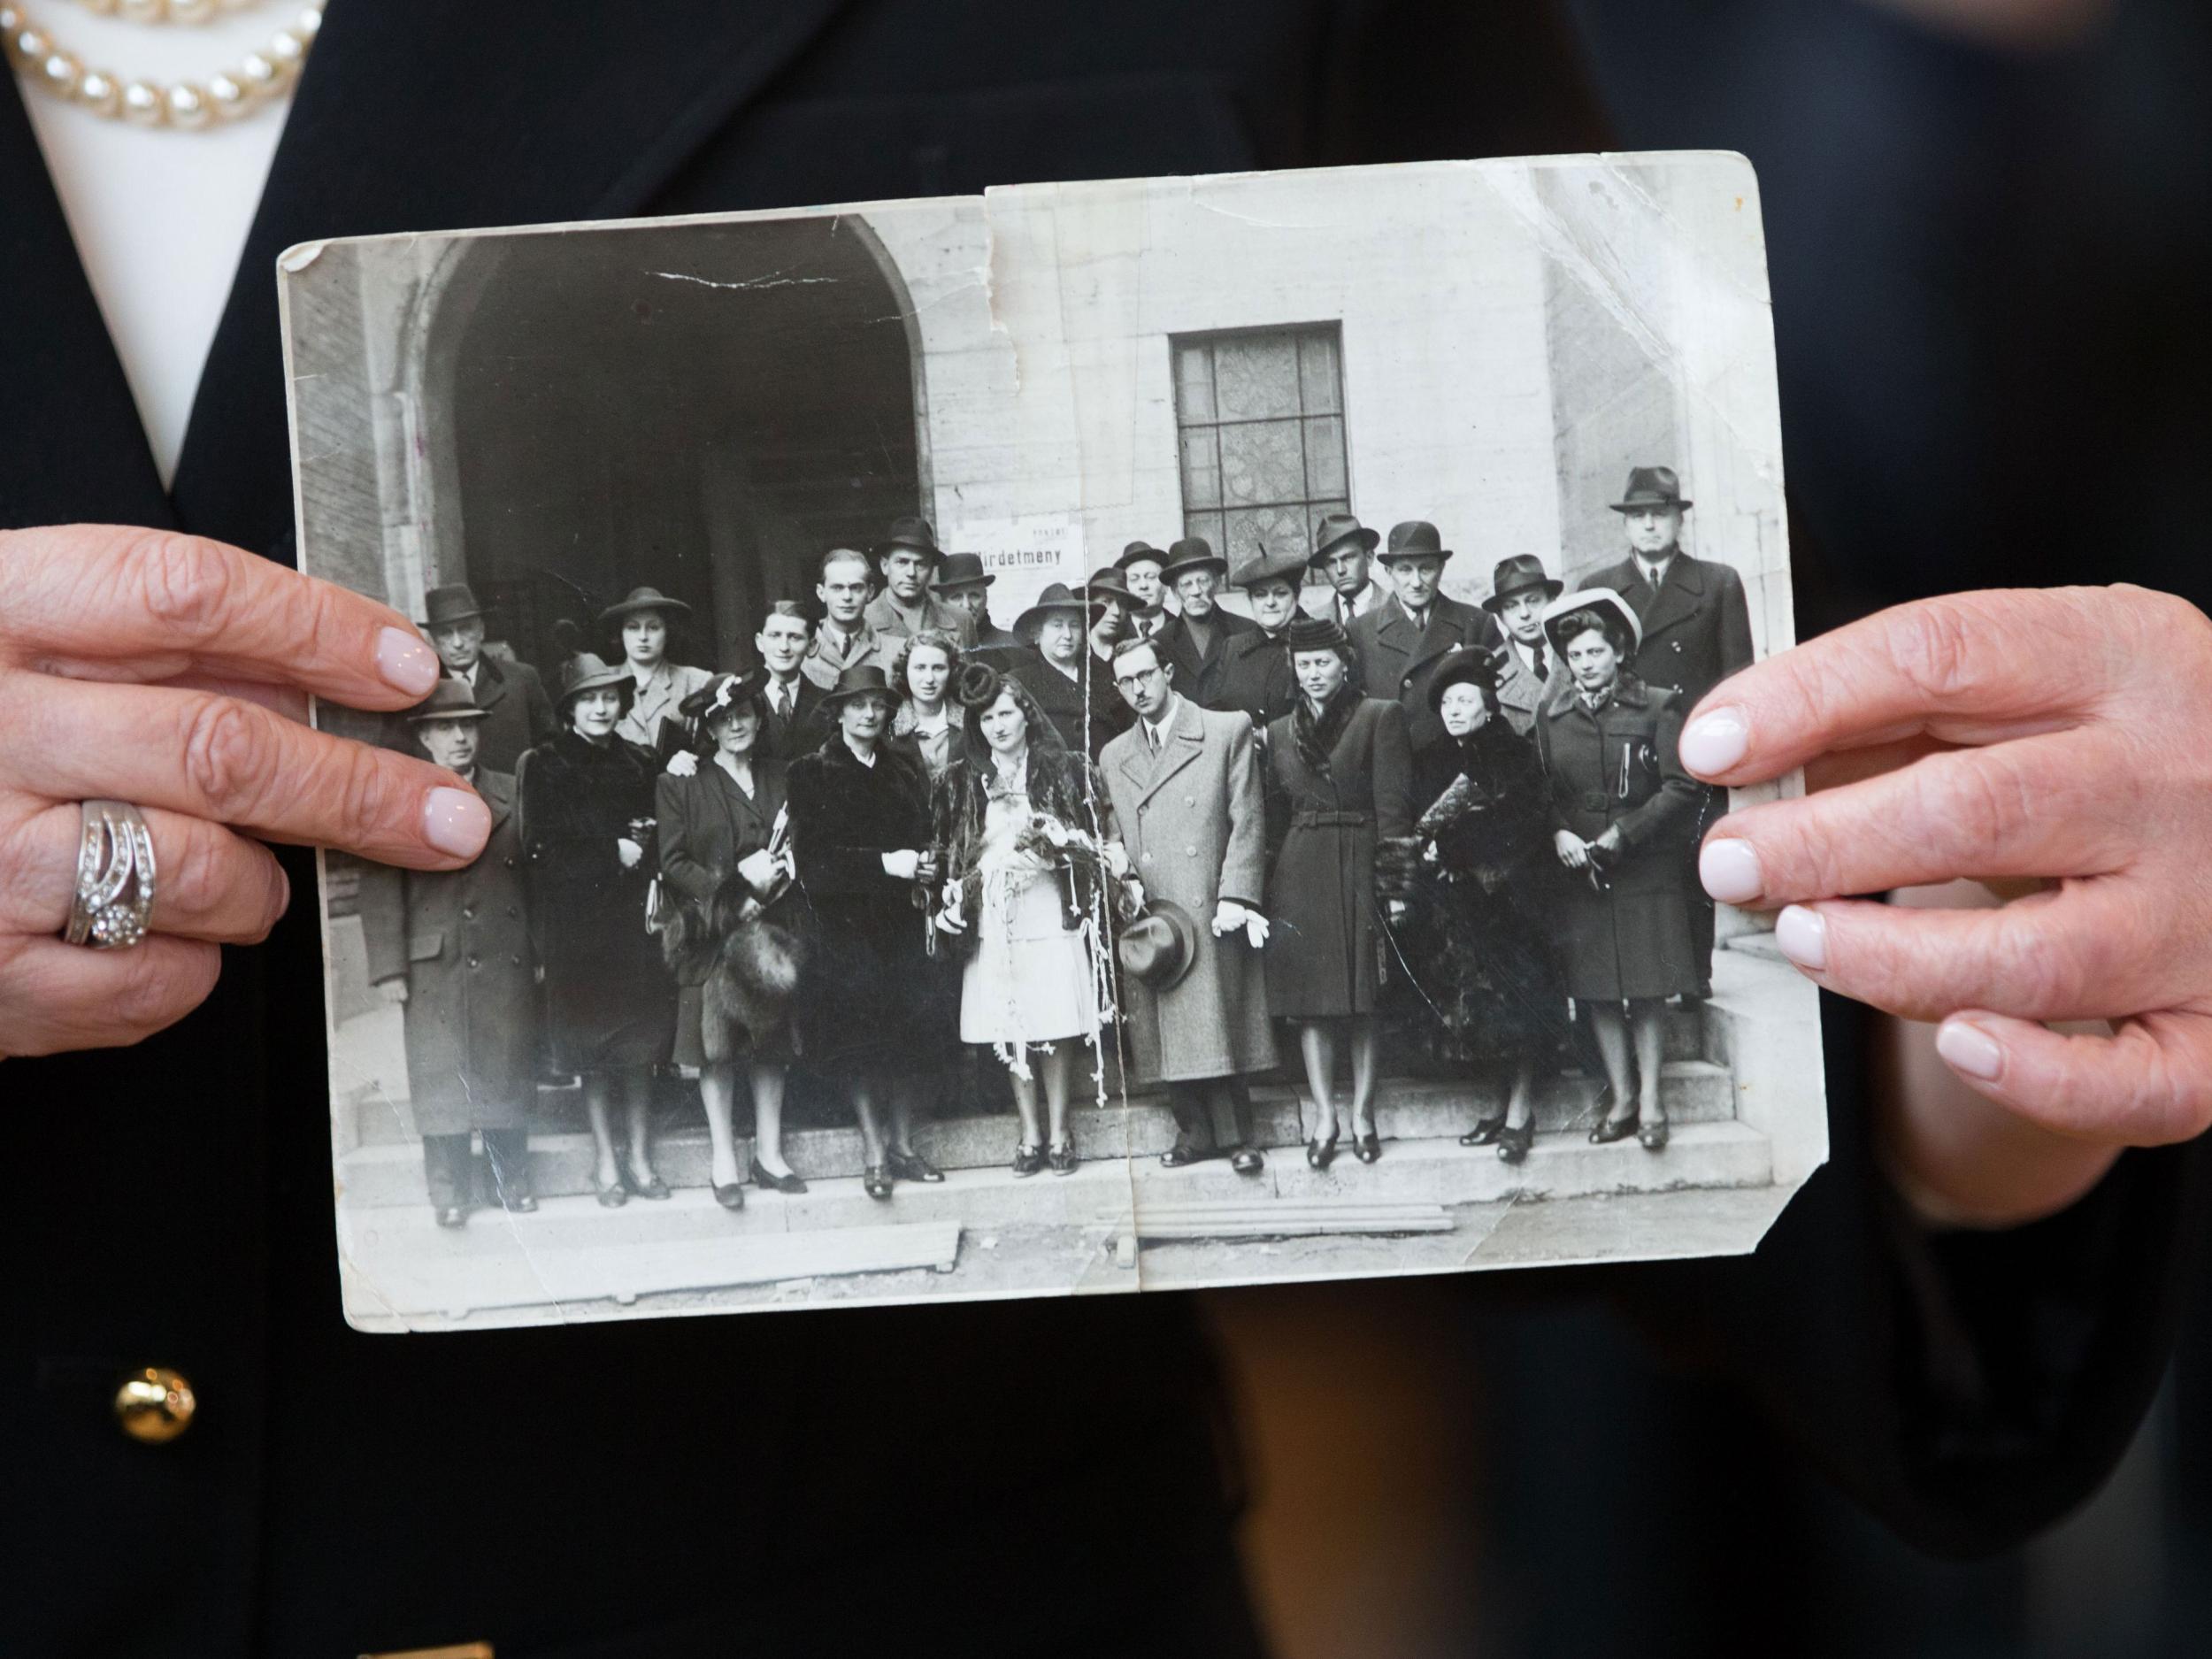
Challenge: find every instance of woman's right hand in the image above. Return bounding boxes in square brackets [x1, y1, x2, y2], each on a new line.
[1555, 828, 1590, 869]
[0, 526, 490, 1060]
[617, 838, 645, 870]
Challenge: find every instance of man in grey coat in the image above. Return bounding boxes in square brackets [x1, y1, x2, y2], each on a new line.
[1099, 635, 1276, 1173]
[360, 680, 538, 1227]
[1481, 554, 1566, 738]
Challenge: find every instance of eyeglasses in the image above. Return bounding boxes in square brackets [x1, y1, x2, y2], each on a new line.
[1113, 666, 1165, 691]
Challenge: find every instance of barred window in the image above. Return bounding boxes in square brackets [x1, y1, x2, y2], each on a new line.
[1172, 324, 1348, 572]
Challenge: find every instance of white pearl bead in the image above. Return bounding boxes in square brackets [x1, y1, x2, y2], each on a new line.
[13, 27, 53, 63]
[118, 0, 168, 25]
[0, 8, 19, 38]
[76, 67, 120, 116]
[295, 5, 320, 39]
[237, 49, 281, 89]
[206, 69, 253, 119]
[165, 80, 210, 127]
[119, 78, 165, 125]
[265, 27, 303, 66]
[39, 49, 81, 96]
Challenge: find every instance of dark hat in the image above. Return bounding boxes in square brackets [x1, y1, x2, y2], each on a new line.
[956, 659, 1008, 710]
[1231, 545, 1309, 591]
[1081, 565, 1133, 603]
[1309, 512, 1379, 566]
[680, 667, 772, 726]
[597, 586, 694, 628]
[1016, 580, 1106, 637]
[932, 551, 995, 590]
[1540, 588, 1644, 657]
[876, 516, 944, 561]
[1116, 899, 1199, 991]
[1159, 537, 1227, 580]
[1481, 555, 1564, 612]
[1115, 540, 1168, 572]
[1426, 647, 1497, 715]
[1379, 520, 1452, 565]
[405, 676, 493, 723]
[1283, 614, 1350, 655]
[817, 663, 902, 709]
[418, 583, 486, 629]
[556, 650, 634, 708]
[1609, 466, 1692, 512]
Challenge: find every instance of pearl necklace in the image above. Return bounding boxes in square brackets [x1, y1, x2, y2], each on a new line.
[2, 0, 321, 127]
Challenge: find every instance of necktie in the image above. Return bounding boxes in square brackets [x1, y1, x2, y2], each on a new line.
[1531, 641, 1546, 679]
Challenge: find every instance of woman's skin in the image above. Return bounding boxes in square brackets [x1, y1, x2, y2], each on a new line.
[1435, 681, 1542, 1141]
[1038, 613, 1084, 669]
[0, 526, 2203, 1233]
[622, 611, 668, 674]
[1287, 644, 1382, 1151]
[1248, 577, 1301, 633]
[905, 642, 952, 719]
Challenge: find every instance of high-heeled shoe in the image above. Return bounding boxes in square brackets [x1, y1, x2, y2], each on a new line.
[1459, 1114, 1506, 1148]
[1048, 1141, 1079, 1177]
[1011, 1143, 1047, 1178]
[1589, 1110, 1640, 1144]
[863, 1164, 895, 1201]
[711, 1180, 746, 1210]
[1638, 1117, 1671, 1152]
[749, 1157, 808, 1194]
[619, 1156, 671, 1201]
[594, 1173, 627, 1209]
[1306, 1133, 1340, 1171]
[1353, 1129, 1382, 1164]
[1497, 1118, 1534, 1164]
[885, 1148, 944, 1184]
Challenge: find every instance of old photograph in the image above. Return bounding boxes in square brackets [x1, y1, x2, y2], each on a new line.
[280, 151, 1824, 1331]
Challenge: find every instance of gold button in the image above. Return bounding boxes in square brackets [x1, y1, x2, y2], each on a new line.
[114, 1366, 196, 1444]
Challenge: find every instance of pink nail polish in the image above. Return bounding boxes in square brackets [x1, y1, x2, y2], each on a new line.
[1937, 1019, 2005, 1082]
[422, 786, 489, 858]
[1700, 838, 1763, 904]
[378, 627, 442, 696]
[1679, 707, 1749, 777]
[1774, 904, 1827, 972]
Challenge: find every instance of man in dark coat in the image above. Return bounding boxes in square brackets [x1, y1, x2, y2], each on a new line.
[1348, 519, 1502, 751]
[1580, 466, 1755, 997]
[754, 599, 829, 760]
[1302, 511, 1394, 628]
[1217, 544, 1307, 730]
[934, 550, 1025, 659]
[359, 680, 537, 1226]
[412, 581, 557, 772]
[1155, 536, 1257, 710]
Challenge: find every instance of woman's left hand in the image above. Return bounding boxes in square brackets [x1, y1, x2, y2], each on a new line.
[1683, 586, 2212, 1210]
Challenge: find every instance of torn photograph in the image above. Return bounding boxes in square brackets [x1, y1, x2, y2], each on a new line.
[280, 150, 1824, 1331]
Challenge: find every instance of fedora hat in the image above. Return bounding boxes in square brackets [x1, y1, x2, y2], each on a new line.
[1116, 899, 1199, 991]
[1309, 511, 1379, 566]
[597, 585, 694, 628]
[1231, 545, 1309, 591]
[1426, 647, 1498, 715]
[1481, 555, 1563, 612]
[680, 667, 772, 726]
[1158, 536, 1227, 580]
[1115, 540, 1168, 572]
[1016, 581, 1106, 637]
[817, 663, 902, 709]
[932, 551, 995, 590]
[876, 516, 944, 561]
[556, 650, 634, 709]
[405, 677, 493, 723]
[418, 583, 486, 630]
[1609, 466, 1692, 512]
[1540, 588, 1643, 657]
[1379, 520, 1452, 565]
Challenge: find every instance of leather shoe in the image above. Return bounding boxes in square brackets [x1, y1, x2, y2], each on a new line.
[1353, 1132, 1381, 1164]
[503, 1192, 539, 1214]
[1589, 1110, 1640, 1144]
[1459, 1115, 1506, 1148]
[434, 1205, 468, 1229]
[1306, 1134, 1339, 1171]
[1160, 1141, 1214, 1169]
[620, 1158, 672, 1201]
[594, 1176, 627, 1209]
[1497, 1118, 1534, 1164]
[863, 1164, 895, 1201]
[749, 1157, 808, 1194]
[712, 1181, 747, 1210]
[1048, 1141, 1079, 1177]
[1011, 1143, 1048, 1178]
[886, 1148, 944, 1184]
[1638, 1118, 1671, 1152]
[1230, 1148, 1265, 1176]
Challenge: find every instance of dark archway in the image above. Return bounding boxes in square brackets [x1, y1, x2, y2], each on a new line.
[437, 214, 923, 674]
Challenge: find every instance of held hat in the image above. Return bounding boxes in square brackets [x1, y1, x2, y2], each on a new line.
[597, 585, 694, 628]
[1115, 540, 1168, 572]
[876, 516, 944, 561]
[1481, 555, 1564, 612]
[1540, 588, 1643, 658]
[1015, 580, 1107, 638]
[932, 551, 995, 590]
[1609, 466, 1692, 512]
[1379, 520, 1452, 565]
[680, 667, 772, 726]
[1158, 536, 1227, 581]
[1308, 511, 1379, 566]
[817, 663, 902, 710]
[418, 583, 486, 629]
[1231, 545, 1310, 591]
[1116, 898, 1200, 991]
[1426, 646, 1498, 715]
[405, 677, 493, 723]
[1283, 613, 1350, 655]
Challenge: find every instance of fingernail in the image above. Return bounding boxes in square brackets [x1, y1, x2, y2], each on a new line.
[422, 786, 490, 858]
[1937, 1018, 2005, 1082]
[378, 627, 442, 696]
[1774, 904, 1827, 972]
[1700, 838, 1763, 904]
[1679, 707, 1749, 777]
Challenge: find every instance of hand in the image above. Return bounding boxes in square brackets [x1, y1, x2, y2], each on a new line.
[881, 849, 923, 882]
[1554, 829, 1590, 870]
[0, 526, 487, 1060]
[1592, 825, 1624, 858]
[1683, 587, 2212, 1224]
[616, 838, 644, 870]
[377, 978, 409, 1007]
[735, 849, 778, 891]
[1210, 899, 1252, 936]
[1102, 841, 1132, 879]
[664, 749, 699, 777]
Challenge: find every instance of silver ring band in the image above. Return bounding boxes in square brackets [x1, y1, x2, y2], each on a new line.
[65, 800, 157, 950]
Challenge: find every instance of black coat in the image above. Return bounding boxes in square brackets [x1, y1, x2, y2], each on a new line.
[1010, 647, 1129, 761]
[1156, 605, 1259, 710]
[757, 672, 830, 763]
[1582, 550, 1756, 708]
[5, 6, 2200, 1656]
[1348, 593, 1503, 751]
[1217, 626, 1300, 731]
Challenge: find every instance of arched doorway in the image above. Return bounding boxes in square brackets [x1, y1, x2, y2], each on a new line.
[425, 213, 926, 675]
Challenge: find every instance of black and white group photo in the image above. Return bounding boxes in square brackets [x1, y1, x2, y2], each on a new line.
[285, 154, 1825, 1327]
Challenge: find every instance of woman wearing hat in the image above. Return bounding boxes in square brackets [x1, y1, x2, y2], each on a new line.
[656, 669, 805, 1205]
[888, 628, 962, 780]
[1533, 590, 1703, 1151]
[1218, 545, 1308, 730]
[1391, 649, 1570, 1164]
[599, 585, 713, 757]
[519, 636, 678, 1204]
[1262, 614, 1414, 1166]
[1010, 580, 1119, 759]
[931, 663, 1117, 1175]
[784, 664, 947, 1200]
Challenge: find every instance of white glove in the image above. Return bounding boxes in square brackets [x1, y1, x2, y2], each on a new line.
[1103, 841, 1132, 879]
[617, 837, 644, 870]
[736, 849, 779, 891]
[664, 750, 699, 777]
[881, 849, 923, 881]
[1213, 901, 1268, 947]
[1245, 912, 1271, 949]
